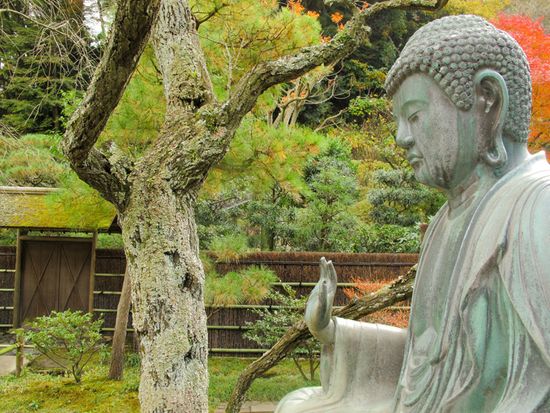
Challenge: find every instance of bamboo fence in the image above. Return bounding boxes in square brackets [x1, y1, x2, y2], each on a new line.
[0, 246, 417, 356]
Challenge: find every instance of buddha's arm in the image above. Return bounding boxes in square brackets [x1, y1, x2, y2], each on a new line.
[277, 260, 408, 412]
[322, 318, 407, 395]
[305, 258, 412, 383]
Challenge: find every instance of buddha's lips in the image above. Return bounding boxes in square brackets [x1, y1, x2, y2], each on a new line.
[407, 155, 423, 165]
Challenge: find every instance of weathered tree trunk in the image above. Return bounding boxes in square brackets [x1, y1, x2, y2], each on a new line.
[118, 4, 220, 407]
[120, 176, 209, 412]
[109, 268, 131, 380]
[225, 265, 417, 413]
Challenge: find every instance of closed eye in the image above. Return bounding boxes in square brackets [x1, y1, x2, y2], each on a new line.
[408, 111, 420, 123]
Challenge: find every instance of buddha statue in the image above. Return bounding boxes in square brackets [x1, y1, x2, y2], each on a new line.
[276, 15, 550, 413]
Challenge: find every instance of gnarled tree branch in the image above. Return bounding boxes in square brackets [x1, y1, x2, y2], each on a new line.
[63, 0, 161, 209]
[220, 0, 448, 132]
[152, 0, 215, 112]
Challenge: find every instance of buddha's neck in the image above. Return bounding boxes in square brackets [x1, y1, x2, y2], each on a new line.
[501, 139, 531, 175]
[445, 167, 495, 214]
[445, 142, 530, 214]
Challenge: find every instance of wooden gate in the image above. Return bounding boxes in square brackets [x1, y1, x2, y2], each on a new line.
[17, 238, 94, 325]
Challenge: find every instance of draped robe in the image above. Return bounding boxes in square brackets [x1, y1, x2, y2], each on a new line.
[276, 152, 550, 413]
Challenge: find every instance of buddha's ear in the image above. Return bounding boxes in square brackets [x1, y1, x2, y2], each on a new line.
[473, 69, 509, 168]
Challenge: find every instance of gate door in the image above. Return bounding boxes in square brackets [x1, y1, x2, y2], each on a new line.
[19, 239, 92, 324]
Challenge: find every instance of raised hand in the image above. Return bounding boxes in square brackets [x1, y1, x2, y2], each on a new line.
[305, 257, 337, 345]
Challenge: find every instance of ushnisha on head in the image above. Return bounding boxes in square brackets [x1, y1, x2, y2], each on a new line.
[385, 14, 531, 143]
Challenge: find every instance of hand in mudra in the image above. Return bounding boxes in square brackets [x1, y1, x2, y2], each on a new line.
[305, 257, 337, 345]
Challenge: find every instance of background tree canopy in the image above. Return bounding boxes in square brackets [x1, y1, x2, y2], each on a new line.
[0, 0, 547, 253]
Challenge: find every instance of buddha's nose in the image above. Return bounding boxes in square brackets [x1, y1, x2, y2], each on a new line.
[396, 127, 414, 149]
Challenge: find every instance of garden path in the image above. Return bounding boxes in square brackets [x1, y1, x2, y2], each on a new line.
[0, 355, 16, 376]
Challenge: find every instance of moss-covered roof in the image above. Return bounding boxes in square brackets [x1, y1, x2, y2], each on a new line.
[0, 186, 117, 231]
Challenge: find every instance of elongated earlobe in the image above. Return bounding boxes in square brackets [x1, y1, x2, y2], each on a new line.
[474, 70, 509, 170]
[484, 137, 507, 168]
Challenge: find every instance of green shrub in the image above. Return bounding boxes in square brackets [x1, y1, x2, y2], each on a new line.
[0, 229, 17, 246]
[352, 224, 420, 253]
[205, 266, 278, 308]
[125, 352, 141, 368]
[24, 310, 104, 383]
[348, 96, 389, 118]
[367, 168, 445, 226]
[292, 139, 360, 252]
[238, 266, 280, 304]
[245, 285, 320, 380]
[208, 233, 250, 262]
[97, 233, 124, 249]
[206, 271, 246, 308]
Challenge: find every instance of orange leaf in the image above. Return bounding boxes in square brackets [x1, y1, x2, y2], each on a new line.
[307, 10, 320, 19]
[492, 14, 550, 160]
[330, 11, 344, 24]
[288, 0, 305, 15]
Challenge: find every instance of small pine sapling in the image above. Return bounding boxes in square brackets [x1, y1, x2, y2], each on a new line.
[204, 257, 279, 320]
[24, 310, 105, 383]
[244, 284, 320, 381]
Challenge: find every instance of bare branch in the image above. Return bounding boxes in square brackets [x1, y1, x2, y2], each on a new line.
[314, 108, 348, 132]
[0, 5, 100, 126]
[221, 0, 447, 131]
[63, 0, 161, 208]
[194, 2, 229, 28]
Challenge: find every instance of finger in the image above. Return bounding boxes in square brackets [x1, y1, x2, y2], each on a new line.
[320, 279, 327, 301]
[319, 257, 327, 282]
[319, 280, 328, 321]
[327, 261, 338, 293]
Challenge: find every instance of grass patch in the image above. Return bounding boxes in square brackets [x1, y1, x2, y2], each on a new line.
[0, 355, 319, 412]
[0, 363, 140, 413]
[209, 357, 319, 412]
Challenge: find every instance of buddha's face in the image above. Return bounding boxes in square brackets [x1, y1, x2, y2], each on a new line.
[392, 73, 479, 192]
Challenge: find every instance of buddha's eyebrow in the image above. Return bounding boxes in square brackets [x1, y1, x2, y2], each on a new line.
[399, 99, 428, 117]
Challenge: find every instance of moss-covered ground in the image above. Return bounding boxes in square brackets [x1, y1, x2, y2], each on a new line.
[0, 356, 319, 413]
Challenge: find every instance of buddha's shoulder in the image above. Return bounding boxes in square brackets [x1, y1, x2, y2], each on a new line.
[497, 153, 550, 197]
[482, 156, 550, 234]
[504, 156, 550, 243]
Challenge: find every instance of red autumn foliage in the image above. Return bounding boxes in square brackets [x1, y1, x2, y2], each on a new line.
[344, 277, 410, 328]
[343, 279, 388, 299]
[366, 308, 409, 329]
[492, 14, 550, 161]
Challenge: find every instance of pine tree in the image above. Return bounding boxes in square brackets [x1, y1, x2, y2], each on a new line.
[0, 1, 95, 133]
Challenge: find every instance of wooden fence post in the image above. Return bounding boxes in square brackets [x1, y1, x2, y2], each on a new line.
[15, 331, 24, 377]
